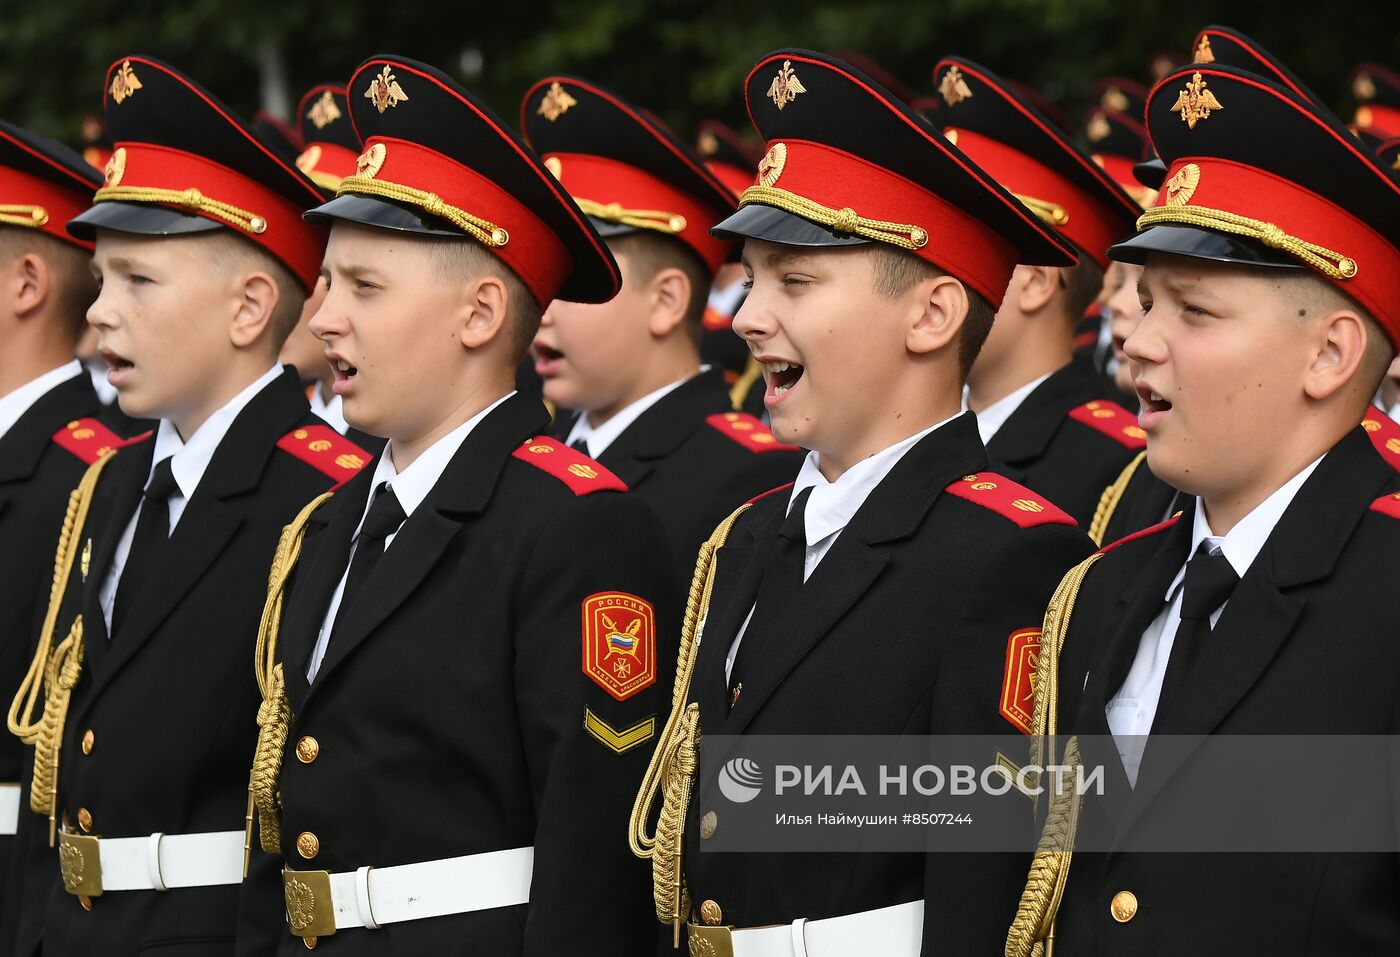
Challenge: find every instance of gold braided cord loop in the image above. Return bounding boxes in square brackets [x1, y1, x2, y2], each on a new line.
[1006, 552, 1103, 957]
[1087, 450, 1147, 547]
[739, 185, 929, 250]
[729, 356, 763, 412]
[0, 204, 49, 228]
[574, 198, 686, 235]
[305, 170, 344, 192]
[1137, 205, 1358, 280]
[8, 451, 118, 844]
[245, 492, 333, 873]
[1013, 193, 1070, 227]
[629, 503, 751, 943]
[337, 175, 509, 248]
[92, 186, 269, 235]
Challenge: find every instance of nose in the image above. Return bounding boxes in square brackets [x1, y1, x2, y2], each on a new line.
[308, 284, 345, 342]
[731, 291, 775, 344]
[1121, 302, 1166, 369]
[86, 282, 117, 331]
[538, 300, 557, 328]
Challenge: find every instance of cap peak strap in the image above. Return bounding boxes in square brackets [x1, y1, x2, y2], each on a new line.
[0, 204, 49, 228]
[573, 197, 686, 235]
[93, 184, 269, 234]
[1012, 193, 1070, 227]
[337, 174, 509, 248]
[1137, 204, 1358, 279]
[739, 184, 929, 250]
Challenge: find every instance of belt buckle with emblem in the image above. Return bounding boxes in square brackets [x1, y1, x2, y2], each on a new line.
[58, 830, 103, 898]
[688, 922, 735, 957]
[283, 868, 336, 938]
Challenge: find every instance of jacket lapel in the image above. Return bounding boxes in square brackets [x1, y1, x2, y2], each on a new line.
[78, 439, 153, 671]
[303, 394, 550, 697]
[722, 413, 987, 735]
[984, 356, 1102, 475]
[596, 369, 730, 489]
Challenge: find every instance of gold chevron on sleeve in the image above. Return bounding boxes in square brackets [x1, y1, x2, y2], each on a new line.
[583, 709, 655, 754]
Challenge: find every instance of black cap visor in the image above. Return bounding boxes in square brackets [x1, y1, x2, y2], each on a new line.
[1109, 224, 1305, 270]
[303, 194, 467, 239]
[68, 201, 224, 241]
[709, 203, 872, 248]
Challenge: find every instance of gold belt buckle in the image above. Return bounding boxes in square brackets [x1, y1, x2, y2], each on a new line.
[283, 868, 336, 938]
[58, 831, 103, 898]
[687, 922, 735, 957]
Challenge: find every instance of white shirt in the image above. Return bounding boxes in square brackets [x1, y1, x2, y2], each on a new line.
[723, 410, 969, 682]
[308, 384, 351, 436]
[99, 364, 284, 632]
[305, 391, 515, 682]
[564, 369, 701, 458]
[0, 360, 83, 440]
[85, 357, 119, 405]
[974, 372, 1053, 445]
[1107, 454, 1324, 783]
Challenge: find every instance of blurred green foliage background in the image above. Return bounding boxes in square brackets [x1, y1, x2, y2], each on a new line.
[2, 0, 1395, 153]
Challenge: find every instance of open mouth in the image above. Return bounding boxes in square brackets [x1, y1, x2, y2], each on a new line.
[99, 347, 133, 372]
[762, 360, 805, 399]
[532, 342, 565, 377]
[1136, 384, 1173, 428]
[333, 357, 358, 380]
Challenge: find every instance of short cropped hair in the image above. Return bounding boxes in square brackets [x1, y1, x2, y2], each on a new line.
[427, 237, 542, 362]
[1060, 257, 1105, 326]
[198, 231, 305, 350]
[868, 243, 996, 376]
[1273, 269, 1395, 395]
[0, 226, 97, 341]
[607, 231, 711, 346]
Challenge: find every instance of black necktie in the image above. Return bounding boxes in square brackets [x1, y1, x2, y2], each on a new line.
[330, 483, 405, 638]
[570, 437, 590, 455]
[728, 487, 813, 708]
[112, 457, 178, 638]
[1154, 542, 1239, 725]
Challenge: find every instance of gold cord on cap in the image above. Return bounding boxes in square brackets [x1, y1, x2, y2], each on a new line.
[1137, 204, 1358, 279]
[93, 185, 269, 234]
[1013, 194, 1070, 227]
[0, 204, 50, 228]
[574, 198, 686, 235]
[337, 175, 509, 247]
[739, 185, 929, 250]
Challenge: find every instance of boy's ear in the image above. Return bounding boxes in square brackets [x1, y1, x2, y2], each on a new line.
[907, 274, 967, 356]
[646, 266, 692, 338]
[1302, 308, 1369, 402]
[9, 252, 53, 319]
[228, 270, 279, 348]
[459, 273, 511, 350]
[1012, 265, 1060, 317]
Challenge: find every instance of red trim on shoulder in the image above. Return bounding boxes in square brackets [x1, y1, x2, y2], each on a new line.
[1369, 490, 1400, 521]
[706, 412, 800, 454]
[50, 418, 148, 465]
[1067, 400, 1148, 450]
[276, 425, 372, 489]
[1095, 513, 1182, 555]
[1360, 407, 1400, 472]
[746, 481, 795, 506]
[1072, 330, 1099, 351]
[512, 437, 627, 495]
[945, 472, 1076, 528]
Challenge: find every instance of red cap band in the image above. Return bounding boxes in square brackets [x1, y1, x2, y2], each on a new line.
[0, 165, 96, 249]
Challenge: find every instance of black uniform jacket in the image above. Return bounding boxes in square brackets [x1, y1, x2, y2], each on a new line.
[984, 355, 1146, 528]
[1049, 426, 1400, 956]
[551, 369, 803, 577]
[237, 392, 680, 956]
[0, 372, 147, 941]
[16, 368, 367, 957]
[679, 412, 1095, 955]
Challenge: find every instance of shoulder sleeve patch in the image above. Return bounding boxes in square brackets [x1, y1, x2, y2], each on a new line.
[706, 412, 800, 454]
[1067, 400, 1148, 450]
[513, 437, 627, 495]
[51, 417, 147, 464]
[277, 425, 372, 487]
[1361, 408, 1400, 472]
[582, 592, 656, 700]
[1096, 512, 1182, 555]
[1369, 490, 1400, 521]
[746, 481, 795, 506]
[944, 473, 1076, 528]
[1000, 628, 1042, 735]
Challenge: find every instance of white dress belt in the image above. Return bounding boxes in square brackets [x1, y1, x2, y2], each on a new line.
[700, 900, 923, 957]
[99, 830, 245, 891]
[0, 785, 19, 836]
[324, 846, 534, 930]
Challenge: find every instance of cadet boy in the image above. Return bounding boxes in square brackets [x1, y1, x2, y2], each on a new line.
[235, 56, 678, 955]
[1007, 61, 1400, 956]
[0, 119, 137, 937]
[633, 50, 1094, 955]
[521, 76, 802, 576]
[937, 57, 1147, 527]
[6, 56, 370, 957]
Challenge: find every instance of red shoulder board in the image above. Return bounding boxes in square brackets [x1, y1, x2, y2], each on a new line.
[945, 473, 1076, 528]
[1095, 513, 1182, 555]
[277, 425, 372, 487]
[746, 481, 795, 506]
[706, 412, 800, 454]
[512, 437, 627, 495]
[50, 418, 146, 464]
[1361, 407, 1400, 472]
[1067, 400, 1147, 450]
[1370, 490, 1400, 521]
